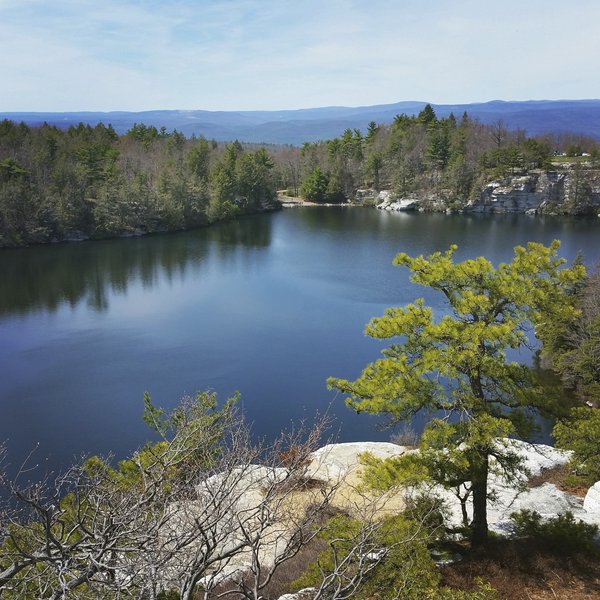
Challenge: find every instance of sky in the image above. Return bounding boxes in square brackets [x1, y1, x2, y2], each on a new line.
[1, 0, 599, 112]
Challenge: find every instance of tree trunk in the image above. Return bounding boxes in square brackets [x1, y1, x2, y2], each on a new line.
[470, 454, 489, 546]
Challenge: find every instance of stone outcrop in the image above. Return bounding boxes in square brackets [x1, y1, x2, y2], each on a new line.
[467, 168, 600, 214]
[467, 172, 564, 214]
[354, 188, 379, 203]
[305, 442, 410, 517]
[155, 441, 599, 595]
[304, 440, 600, 535]
[584, 481, 600, 514]
[372, 167, 600, 215]
[377, 197, 419, 211]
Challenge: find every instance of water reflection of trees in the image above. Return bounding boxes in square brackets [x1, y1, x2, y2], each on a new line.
[0, 216, 272, 315]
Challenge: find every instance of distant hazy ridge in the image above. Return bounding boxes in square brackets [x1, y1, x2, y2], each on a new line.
[3, 100, 600, 145]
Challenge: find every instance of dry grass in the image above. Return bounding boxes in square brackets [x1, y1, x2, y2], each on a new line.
[527, 464, 589, 498]
[441, 539, 600, 600]
[201, 534, 600, 600]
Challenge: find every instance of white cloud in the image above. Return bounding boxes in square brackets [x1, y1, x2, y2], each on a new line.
[0, 0, 599, 111]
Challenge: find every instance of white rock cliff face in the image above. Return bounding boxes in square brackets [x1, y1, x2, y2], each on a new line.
[467, 172, 567, 214]
[371, 167, 600, 214]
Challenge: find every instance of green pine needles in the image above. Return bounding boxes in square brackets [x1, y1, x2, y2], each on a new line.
[329, 241, 586, 544]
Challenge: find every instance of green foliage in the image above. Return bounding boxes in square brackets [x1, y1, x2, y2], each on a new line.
[553, 406, 600, 482]
[0, 390, 240, 598]
[0, 157, 28, 181]
[329, 241, 585, 544]
[0, 122, 277, 247]
[292, 512, 498, 599]
[157, 591, 180, 600]
[427, 121, 451, 169]
[418, 103, 437, 125]
[292, 514, 440, 600]
[187, 138, 210, 180]
[403, 492, 449, 539]
[292, 106, 576, 210]
[542, 265, 600, 401]
[235, 147, 276, 209]
[359, 450, 430, 490]
[435, 581, 499, 600]
[510, 509, 599, 552]
[300, 166, 329, 202]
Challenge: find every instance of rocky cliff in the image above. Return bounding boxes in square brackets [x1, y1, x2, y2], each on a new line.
[375, 166, 600, 216]
[468, 168, 600, 215]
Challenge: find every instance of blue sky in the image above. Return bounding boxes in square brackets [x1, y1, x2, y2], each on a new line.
[1, 0, 599, 112]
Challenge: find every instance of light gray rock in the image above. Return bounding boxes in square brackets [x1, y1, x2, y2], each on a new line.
[504, 439, 571, 477]
[467, 169, 600, 214]
[584, 482, 600, 515]
[307, 441, 407, 484]
[377, 197, 419, 211]
[277, 588, 316, 600]
[141, 441, 600, 595]
[417, 439, 588, 534]
[355, 188, 378, 202]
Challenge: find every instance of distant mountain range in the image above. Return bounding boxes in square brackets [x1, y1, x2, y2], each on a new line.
[2, 99, 599, 145]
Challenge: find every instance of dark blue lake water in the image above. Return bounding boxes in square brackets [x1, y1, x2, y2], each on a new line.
[1, 208, 599, 473]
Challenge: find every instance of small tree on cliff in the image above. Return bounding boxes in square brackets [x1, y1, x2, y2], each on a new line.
[329, 241, 585, 545]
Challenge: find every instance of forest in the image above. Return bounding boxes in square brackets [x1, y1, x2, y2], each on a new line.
[1, 105, 600, 247]
[0, 121, 279, 247]
[293, 105, 599, 210]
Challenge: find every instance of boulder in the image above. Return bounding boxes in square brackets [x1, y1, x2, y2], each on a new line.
[377, 197, 419, 211]
[355, 188, 378, 202]
[504, 439, 571, 477]
[306, 441, 407, 484]
[277, 588, 316, 600]
[378, 190, 392, 202]
[584, 481, 600, 515]
[306, 442, 410, 517]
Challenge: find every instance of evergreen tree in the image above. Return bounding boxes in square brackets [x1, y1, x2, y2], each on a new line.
[329, 241, 585, 544]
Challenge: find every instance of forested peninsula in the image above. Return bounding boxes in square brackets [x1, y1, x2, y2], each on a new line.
[1, 104, 600, 248]
[0, 120, 280, 248]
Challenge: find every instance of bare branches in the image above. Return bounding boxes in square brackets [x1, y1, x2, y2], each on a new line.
[2, 398, 442, 600]
[0, 398, 343, 600]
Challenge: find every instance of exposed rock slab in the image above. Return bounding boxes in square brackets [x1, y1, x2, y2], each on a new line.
[584, 481, 600, 514]
[307, 441, 407, 484]
[306, 442, 410, 516]
[377, 197, 419, 211]
[157, 441, 598, 593]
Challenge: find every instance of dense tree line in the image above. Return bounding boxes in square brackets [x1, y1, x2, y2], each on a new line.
[0, 121, 279, 247]
[2, 109, 600, 247]
[278, 105, 599, 210]
[542, 263, 600, 405]
[542, 264, 600, 486]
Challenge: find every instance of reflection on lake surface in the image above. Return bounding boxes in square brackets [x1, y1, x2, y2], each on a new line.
[1, 208, 599, 473]
[0, 216, 273, 315]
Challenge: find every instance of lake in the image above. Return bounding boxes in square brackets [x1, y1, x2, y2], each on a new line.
[1, 208, 599, 474]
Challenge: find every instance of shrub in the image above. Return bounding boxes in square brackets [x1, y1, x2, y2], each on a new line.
[510, 509, 599, 552]
[291, 513, 440, 600]
[553, 406, 600, 484]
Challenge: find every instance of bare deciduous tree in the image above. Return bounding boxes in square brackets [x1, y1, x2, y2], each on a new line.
[0, 394, 339, 600]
